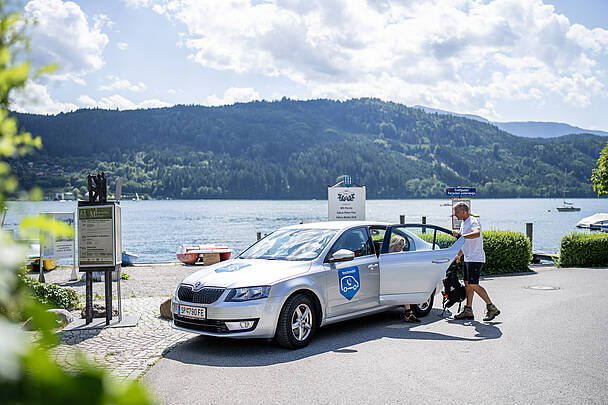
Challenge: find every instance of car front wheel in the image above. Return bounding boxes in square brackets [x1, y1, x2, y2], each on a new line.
[411, 290, 435, 317]
[275, 294, 316, 349]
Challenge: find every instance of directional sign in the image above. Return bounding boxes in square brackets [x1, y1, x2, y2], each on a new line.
[446, 187, 476, 196]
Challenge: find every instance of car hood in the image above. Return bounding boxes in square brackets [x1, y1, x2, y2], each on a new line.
[179, 259, 313, 288]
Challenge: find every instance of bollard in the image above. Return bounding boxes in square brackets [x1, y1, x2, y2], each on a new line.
[422, 216, 427, 233]
[526, 223, 533, 245]
[400, 215, 405, 224]
[256, 232, 261, 241]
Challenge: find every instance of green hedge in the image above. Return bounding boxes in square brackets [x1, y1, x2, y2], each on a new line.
[483, 231, 532, 274]
[559, 233, 608, 267]
[18, 275, 79, 310]
[420, 230, 531, 274]
[417, 232, 457, 249]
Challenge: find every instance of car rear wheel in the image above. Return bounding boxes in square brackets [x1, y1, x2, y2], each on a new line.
[411, 290, 435, 317]
[275, 294, 316, 349]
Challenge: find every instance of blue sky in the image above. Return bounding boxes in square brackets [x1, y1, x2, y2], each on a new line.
[12, 0, 608, 130]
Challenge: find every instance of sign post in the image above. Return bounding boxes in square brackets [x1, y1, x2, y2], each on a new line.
[328, 176, 366, 221]
[78, 172, 122, 325]
[40, 212, 77, 281]
[446, 187, 476, 230]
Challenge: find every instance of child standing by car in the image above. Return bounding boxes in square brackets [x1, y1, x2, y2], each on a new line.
[389, 235, 420, 323]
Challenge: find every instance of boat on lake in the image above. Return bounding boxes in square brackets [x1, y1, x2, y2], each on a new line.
[556, 203, 581, 212]
[576, 213, 608, 230]
[557, 169, 580, 212]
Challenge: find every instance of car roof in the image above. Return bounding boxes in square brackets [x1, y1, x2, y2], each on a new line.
[281, 221, 392, 231]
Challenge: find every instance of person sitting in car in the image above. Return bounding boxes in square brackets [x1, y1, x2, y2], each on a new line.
[389, 235, 420, 323]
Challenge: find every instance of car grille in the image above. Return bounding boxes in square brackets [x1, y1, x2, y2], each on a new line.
[173, 316, 230, 333]
[177, 285, 224, 304]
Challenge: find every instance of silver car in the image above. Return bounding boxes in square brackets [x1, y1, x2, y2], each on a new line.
[171, 221, 464, 349]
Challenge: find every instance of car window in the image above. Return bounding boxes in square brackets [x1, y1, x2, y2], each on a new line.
[328, 227, 374, 258]
[239, 228, 337, 261]
[387, 230, 417, 252]
[369, 226, 386, 255]
[383, 225, 457, 253]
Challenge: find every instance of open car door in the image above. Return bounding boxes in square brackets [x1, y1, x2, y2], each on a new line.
[378, 224, 464, 305]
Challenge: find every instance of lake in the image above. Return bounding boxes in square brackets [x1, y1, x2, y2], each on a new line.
[4, 198, 606, 263]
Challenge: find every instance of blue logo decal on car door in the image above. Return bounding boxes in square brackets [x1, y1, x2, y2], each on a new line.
[338, 266, 360, 300]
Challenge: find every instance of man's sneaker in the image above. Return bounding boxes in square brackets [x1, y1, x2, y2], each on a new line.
[403, 309, 421, 323]
[454, 306, 474, 320]
[483, 304, 501, 321]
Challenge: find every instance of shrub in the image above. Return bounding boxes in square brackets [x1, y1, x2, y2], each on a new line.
[417, 232, 456, 249]
[419, 230, 531, 274]
[558, 233, 608, 267]
[18, 275, 79, 310]
[482, 230, 532, 274]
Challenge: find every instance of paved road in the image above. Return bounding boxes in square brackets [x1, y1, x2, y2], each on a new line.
[144, 267, 608, 404]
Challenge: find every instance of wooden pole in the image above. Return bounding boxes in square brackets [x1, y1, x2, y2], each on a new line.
[422, 216, 427, 233]
[256, 232, 261, 241]
[399, 215, 405, 224]
[526, 223, 533, 245]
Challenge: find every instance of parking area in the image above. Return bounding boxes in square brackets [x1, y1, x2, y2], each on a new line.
[143, 267, 608, 404]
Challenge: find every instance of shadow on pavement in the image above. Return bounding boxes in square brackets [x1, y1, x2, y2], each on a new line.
[446, 319, 503, 339]
[162, 308, 502, 367]
[58, 327, 102, 345]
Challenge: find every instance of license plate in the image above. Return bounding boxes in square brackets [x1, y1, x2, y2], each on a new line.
[178, 304, 206, 319]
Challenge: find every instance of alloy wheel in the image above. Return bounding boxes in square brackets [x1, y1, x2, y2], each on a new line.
[291, 303, 312, 341]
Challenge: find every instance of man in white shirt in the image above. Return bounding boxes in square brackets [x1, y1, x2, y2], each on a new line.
[452, 202, 500, 321]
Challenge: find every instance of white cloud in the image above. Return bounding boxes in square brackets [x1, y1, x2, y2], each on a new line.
[205, 87, 261, 106]
[93, 14, 114, 30]
[78, 94, 172, 110]
[117, 42, 129, 51]
[98, 75, 147, 92]
[11, 80, 78, 114]
[123, 0, 154, 8]
[149, 0, 608, 117]
[77, 95, 96, 106]
[24, 0, 109, 82]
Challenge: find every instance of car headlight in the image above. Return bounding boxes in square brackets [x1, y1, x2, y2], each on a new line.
[225, 286, 271, 302]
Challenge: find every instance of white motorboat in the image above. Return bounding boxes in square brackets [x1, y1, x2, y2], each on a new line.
[576, 213, 608, 230]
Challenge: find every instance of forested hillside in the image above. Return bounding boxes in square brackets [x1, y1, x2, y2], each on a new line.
[10, 98, 606, 199]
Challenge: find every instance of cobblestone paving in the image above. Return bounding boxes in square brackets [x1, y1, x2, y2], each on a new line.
[29, 263, 205, 380]
[51, 297, 196, 380]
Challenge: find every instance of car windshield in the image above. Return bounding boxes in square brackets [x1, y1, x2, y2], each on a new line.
[239, 228, 337, 261]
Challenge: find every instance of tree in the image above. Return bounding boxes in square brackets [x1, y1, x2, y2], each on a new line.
[0, 3, 152, 403]
[591, 142, 608, 196]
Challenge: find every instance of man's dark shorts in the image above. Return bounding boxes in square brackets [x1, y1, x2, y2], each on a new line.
[464, 262, 483, 284]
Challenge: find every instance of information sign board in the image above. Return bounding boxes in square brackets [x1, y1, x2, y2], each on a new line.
[78, 204, 122, 268]
[328, 186, 366, 221]
[41, 212, 75, 260]
[446, 187, 476, 196]
[451, 198, 471, 230]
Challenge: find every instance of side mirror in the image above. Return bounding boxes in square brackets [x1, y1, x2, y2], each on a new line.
[329, 249, 355, 263]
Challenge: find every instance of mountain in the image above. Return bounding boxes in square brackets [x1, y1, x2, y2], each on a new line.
[9, 98, 607, 199]
[413, 105, 608, 138]
[491, 121, 608, 138]
[413, 105, 490, 123]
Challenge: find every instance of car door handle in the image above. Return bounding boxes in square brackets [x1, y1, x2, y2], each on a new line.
[431, 259, 451, 264]
[368, 264, 378, 270]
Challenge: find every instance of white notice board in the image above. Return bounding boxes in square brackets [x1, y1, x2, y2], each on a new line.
[78, 204, 122, 267]
[41, 212, 75, 260]
[328, 186, 366, 221]
[451, 198, 471, 230]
